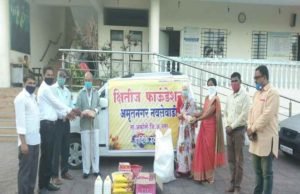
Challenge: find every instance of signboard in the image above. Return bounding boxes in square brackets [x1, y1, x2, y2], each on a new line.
[108, 77, 188, 151]
[181, 27, 201, 57]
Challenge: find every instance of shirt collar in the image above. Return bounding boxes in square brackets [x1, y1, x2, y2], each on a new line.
[54, 82, 64, 90]
[262, 83, 271, 91]
[233, 87, 243, 97]
[83, 87, 94, 92]
[41, 81, 50, 88]
[22, 88, 35, 98]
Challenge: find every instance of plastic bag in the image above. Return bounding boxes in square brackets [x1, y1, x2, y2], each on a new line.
[154, 128, 176, 183]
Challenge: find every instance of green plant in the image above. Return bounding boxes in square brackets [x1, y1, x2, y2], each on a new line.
[69, 64, 84, 86]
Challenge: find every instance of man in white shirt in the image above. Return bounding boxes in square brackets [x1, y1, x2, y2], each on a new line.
[51, 69, 74, 185]
[14, 75, 40, 194]
[224, 72, 251, 194]
[37, 66, 75, 192]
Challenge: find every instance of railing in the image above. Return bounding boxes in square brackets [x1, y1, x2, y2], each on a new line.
[58, 49, 300, 119]
[40, 33, 63, 62]
[160, 57, 300, 90]
[157, 54, 300, 119]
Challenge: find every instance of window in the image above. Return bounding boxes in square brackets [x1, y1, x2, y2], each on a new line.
[111, 30, 124, 60]
[290, 33, 300, 61]
[111, 30, 123, 41]
[129, 31, 143, 61]
[252, 31, 300, 61]
[201, 29, 227, 58]
[251, 31, 268, 59]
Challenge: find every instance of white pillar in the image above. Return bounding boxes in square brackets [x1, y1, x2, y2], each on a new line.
[149, 0, 160, 72]
[0, 0, 11, 87]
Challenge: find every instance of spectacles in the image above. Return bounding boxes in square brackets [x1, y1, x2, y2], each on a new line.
[254, 75, 263, 80]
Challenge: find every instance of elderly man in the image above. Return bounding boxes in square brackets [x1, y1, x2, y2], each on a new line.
[14, 75, 40, 194]
[76, 72, 101, 179]
[247, 65, 280, 194]
[224, 72, 250, 194]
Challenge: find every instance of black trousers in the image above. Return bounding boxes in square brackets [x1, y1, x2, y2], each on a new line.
[18, 144, 39, 194]
[38, 120, 56, 189]
[52, 119, 70, 177]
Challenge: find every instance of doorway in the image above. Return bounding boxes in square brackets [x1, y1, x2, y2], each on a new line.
[160, 30, 180, 56]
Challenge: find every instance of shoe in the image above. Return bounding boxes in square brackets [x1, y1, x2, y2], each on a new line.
[46, 183, 60, 191]
[175, 172, 181, 178]
[93, 172, 101, 177]
[37, 188, 47, 194]
[226, 186, 235, 192]
[83, 173, 89, 179]
[62, 172, 74, 180]
[233, 188, 240, 194]
[52, 177, 63, 185]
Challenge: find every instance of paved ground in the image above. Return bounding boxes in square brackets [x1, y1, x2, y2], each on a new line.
[1, 142, 300, 194]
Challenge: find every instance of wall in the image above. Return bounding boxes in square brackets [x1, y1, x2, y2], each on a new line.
[160, 0, 300, 59]
[0, 0, 10, 87]
[103, 0, 149, 9]
[29, 4, 66, 68]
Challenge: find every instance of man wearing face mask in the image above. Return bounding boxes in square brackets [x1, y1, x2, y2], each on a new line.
[51, 69, 74, 185]
[76, 71, 101, 178]
[37, 66, 76, 192]
[247, 65, 279, 194]
[224, 72, 250, 194]
[14, 75, 40, 194]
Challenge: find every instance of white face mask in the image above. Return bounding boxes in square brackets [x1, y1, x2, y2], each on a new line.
[207, 86, 217, 98]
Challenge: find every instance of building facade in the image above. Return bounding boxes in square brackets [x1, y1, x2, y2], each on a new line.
[1, 0, 300, 87]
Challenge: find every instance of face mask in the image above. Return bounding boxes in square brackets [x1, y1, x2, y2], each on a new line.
[85, 81, 92, 89]
[182, 90, 189, 97]
[44, 78, 54, 85]
[208, 86, 217, 96]
[57, 77, 66, 87]
[256, 83, 263, 91]
[231, 82, 240, 93]
[25, 85, 36, 94]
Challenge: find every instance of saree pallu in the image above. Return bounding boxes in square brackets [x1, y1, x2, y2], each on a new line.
[192, 96, 226, 182]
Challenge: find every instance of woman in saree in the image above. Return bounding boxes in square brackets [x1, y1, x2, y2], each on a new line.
[191, 78, 226, 183]
[175, 85, 197, 177]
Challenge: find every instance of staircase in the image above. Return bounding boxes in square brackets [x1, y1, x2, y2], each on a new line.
[0, 88, 21, 142]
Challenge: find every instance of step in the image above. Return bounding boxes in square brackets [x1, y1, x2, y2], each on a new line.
[0, 136, 17, 142]
[0, 128, 17, 142]
[0, 128, 17, 135]
[0, 112, 15, 119]
[0, 120, 16, 128]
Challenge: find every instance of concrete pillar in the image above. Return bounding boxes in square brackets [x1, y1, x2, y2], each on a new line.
[0, 0, 11, 87]
[149, 0, 160, 72]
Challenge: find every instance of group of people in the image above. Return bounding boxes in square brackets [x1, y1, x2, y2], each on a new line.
[14, 64, 279, 194]
[175, 65, 279, 194]
[14, 66, 101, 194]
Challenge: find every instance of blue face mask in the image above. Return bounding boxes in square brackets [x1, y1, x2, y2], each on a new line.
[84, 81, 92, 89]
[256, 83, 263, 91]
[57, 77, 66, 87]
[182, 90, 189, 97]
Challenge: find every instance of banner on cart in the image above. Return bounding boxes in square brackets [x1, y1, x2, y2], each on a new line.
[108, 77, 188, 151]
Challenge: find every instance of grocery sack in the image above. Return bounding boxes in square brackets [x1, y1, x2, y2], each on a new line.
[153, 128, 176, 183]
